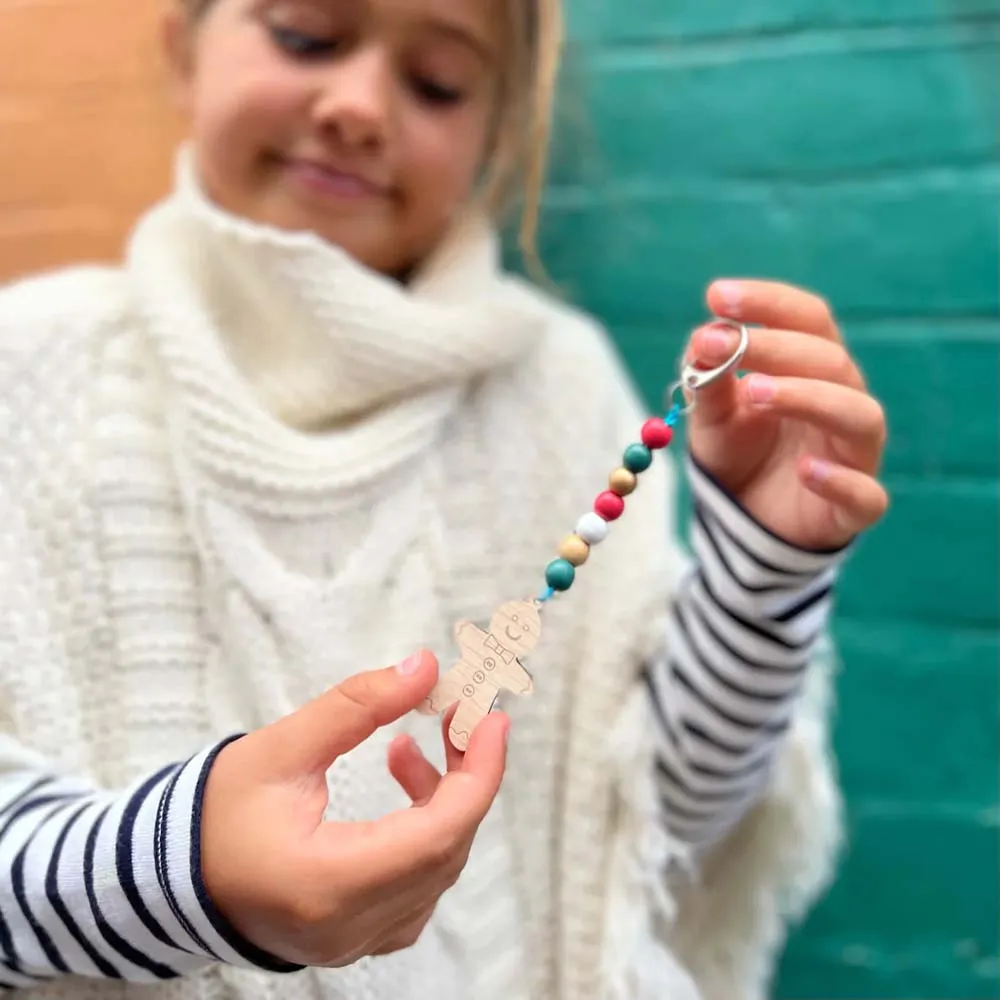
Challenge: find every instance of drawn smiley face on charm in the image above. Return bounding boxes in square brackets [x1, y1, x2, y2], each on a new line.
[495, 600, 542, 653]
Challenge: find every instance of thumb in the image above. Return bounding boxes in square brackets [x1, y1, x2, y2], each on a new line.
[263, 650, 440, 778]
[683, 321, 743, 429]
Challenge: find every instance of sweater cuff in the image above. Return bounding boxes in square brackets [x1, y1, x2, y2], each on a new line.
[686, 451, 850, 570]
[685, 451, 848, 625]
[149, 735, 304, 974]
[0, 737, 303, 987]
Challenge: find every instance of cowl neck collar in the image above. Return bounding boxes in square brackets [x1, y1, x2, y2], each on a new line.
[125, 145, 543, 496]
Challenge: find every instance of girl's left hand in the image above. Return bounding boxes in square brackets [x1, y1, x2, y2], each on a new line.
[684, 279, 889, 551]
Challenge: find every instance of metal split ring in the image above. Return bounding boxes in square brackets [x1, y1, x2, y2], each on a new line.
[663, 319, 750, 415]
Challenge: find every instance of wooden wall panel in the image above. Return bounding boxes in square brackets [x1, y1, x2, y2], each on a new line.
[0, 0, 182, 281]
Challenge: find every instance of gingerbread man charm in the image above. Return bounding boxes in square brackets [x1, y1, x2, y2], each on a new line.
[420, 599, 542, 750]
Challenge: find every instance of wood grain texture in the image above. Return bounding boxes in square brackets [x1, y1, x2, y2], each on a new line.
[420, 599, 540, 751]
[0, 0, 182, 281]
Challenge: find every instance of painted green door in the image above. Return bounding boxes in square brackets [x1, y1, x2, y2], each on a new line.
[515, 2, 999, 995]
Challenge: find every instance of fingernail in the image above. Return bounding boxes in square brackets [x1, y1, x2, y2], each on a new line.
[748, 374, 776, 404]
[807, 458, 832, 483]
[699, 324, 736, 357]
[396, 651, 424, 676]
[715, 281, 742, 317]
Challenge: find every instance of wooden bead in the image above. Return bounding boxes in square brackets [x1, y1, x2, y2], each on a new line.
[623, 443, 653, 473]
[594, 490, 625, 521]
[641, 418, 673, 449]
[559, 534, 590, 566]
[545, 558, 576, 592]
[576, 512, 609, 545]
[608, 467, 637, 496]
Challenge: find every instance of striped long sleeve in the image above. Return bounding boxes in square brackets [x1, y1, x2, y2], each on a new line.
[0, 736, 300, 993]
[0, 452, 847, 993]
[644, 454, 847, 849]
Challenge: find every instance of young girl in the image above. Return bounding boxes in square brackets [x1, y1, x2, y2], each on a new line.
[0, 0, 888, 997]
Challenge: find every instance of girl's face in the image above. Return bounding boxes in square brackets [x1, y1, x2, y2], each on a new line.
[165, 0, 502, 275]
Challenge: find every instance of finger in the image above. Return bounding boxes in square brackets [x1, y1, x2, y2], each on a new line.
[267, 650, 440, 777]
[691, 323, 864, 389]
[707, 279, 840, 341]
[331, 713, 509, 886]
[369, 904, 436, 956]
[679, 320, 744, 425]
[440, 706, 465, 773]
[327, 898, 437, 966]
[423, 710, 509, 823]
[798, 456, 890, 535]
[404, 712, 509, 862]
[387, 734, 442, 805]
[745, 375, 886, 469]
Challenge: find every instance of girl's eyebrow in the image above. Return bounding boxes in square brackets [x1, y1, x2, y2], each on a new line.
[269, 0, 495, 65]
[419, 18, 495, 65]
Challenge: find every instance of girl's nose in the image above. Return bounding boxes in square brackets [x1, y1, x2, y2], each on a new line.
[311, 46, 391, 149]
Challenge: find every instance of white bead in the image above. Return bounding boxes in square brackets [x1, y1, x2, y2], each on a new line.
[576, 512, 609, 545]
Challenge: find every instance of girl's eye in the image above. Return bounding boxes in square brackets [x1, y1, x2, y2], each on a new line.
[410, 76, 465, 107]
[270, 25, 340, 59]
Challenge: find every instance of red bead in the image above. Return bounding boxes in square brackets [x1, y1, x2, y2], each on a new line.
[641, 419, 673, 449]
[594, 490, 625, 521]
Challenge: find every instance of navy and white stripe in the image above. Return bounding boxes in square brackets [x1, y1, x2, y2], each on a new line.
[0, 736, 300, 992]
[644, 455, 847, 848]
[0, 454, 847, 992]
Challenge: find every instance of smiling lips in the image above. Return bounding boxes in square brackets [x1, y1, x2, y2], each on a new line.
[283, 157, 390, 202]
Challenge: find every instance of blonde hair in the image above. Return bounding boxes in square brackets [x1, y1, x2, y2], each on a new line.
[481, 0, 564, 275]
[180, 0, 564, 272]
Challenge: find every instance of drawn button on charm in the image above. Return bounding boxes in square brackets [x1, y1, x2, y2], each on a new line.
[420, 598, 541, 751]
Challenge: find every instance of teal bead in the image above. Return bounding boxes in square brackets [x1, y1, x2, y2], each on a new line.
[545, 558, 576, 592]
[623, 443, 653, 473]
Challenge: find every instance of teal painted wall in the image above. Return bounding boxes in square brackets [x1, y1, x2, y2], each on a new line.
[522, 3, 999, 996]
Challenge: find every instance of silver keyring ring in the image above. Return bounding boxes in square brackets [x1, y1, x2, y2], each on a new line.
[681, 319, 749, 391]
[663, 319, 750, 415]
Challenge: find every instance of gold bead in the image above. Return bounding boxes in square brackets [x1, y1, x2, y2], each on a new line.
[608, 467, 637, 496]
[558, 534, 590, 566]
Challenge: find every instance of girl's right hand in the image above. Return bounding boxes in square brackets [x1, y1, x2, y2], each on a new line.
[200, 650, 508, 967]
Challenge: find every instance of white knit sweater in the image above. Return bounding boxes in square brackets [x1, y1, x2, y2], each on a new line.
[0, 150, 844, 1000]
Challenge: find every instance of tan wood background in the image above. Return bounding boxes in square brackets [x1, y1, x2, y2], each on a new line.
[0, 0, 182, 282]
